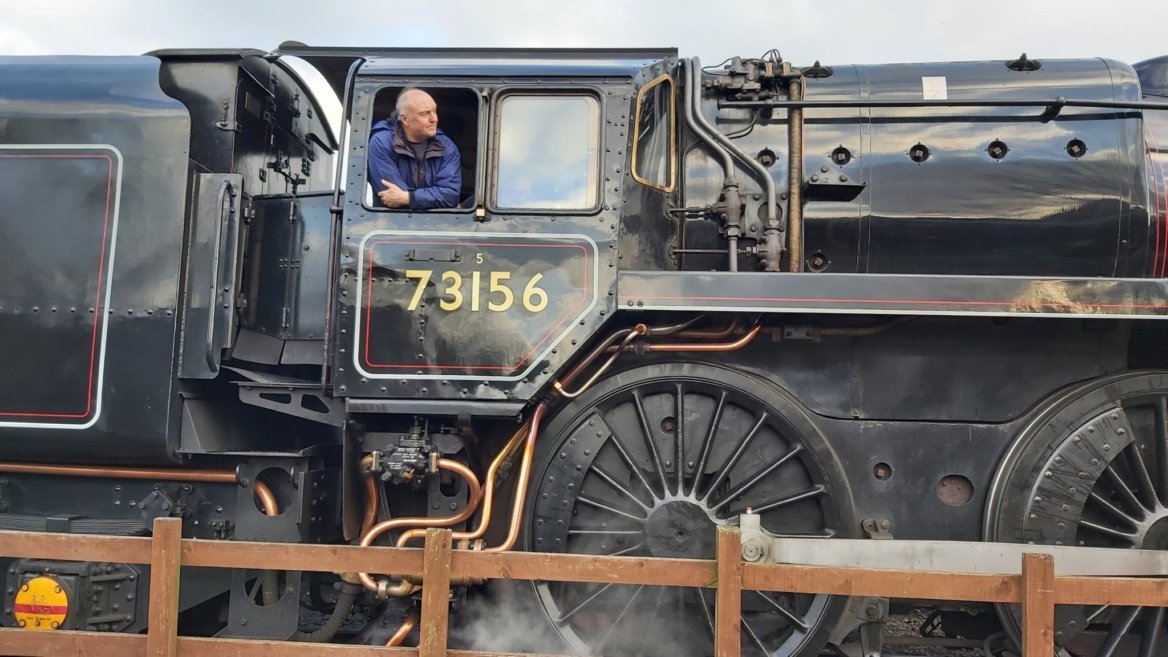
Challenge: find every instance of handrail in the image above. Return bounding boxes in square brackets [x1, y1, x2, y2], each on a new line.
[1, 518, 1166, 657]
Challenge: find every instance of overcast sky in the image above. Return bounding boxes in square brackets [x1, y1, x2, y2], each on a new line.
[2, 0, 1167, 69]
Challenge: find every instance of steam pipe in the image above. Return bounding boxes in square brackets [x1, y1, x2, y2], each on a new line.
[787, 76, 805, 272]
[638, 325, 760, 352]
[252, 480, 281, 606]
[386, 610, 419, 647]
[689, 57, 782, 272]
[356, 458, 483, 595]
[681, 58, 739, 272]
[681, 58, 735, 176]
[0, 463, 237, 483]
[482, 403, 548, 552]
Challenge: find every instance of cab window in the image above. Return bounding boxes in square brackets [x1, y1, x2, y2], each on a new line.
[631, 76, 675, 191]
[366, 86, 479, 210]
[492, 94, 600, 211]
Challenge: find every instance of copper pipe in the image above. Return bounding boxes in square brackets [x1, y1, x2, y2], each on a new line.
[395, 421, 529, 549]
[360, 455, 380, 537]
[645, 314, 705, 336]
[557, 327, 637, 391]
[642, 324, 760, 352]
[253, 480, 279, 517]
[558, 327, 645, 399]
[0, 463, 237, 483]
[482, 403, 547, 552]
[356, 458, 483, 594]
[676, 317, 740, 340]
[386, 610, 419, 647]
[361, 472, 379, 537]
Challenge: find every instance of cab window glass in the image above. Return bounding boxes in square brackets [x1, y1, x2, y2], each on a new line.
[494, 95, 600, 210]
[632, 77, 674, 191]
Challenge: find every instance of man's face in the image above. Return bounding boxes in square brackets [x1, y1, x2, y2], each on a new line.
[400, 91, 439, 142]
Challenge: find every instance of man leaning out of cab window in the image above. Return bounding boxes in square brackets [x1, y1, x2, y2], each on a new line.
[368, 88, 462, 209]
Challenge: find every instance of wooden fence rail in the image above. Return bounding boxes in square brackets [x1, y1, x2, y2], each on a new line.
[0, 518, 1165, 657]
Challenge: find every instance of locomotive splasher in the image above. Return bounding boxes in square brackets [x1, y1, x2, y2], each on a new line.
[2, 44, 1168, 657]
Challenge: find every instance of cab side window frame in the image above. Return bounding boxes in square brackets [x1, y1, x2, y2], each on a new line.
[487, 87, 605, 215]
[630, 74, 676, 193]
[360, 82, 484, 213]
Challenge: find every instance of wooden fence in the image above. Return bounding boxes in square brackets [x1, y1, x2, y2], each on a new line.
[1, 517, 1166, 656]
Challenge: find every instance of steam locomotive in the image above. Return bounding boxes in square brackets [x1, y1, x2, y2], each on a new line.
[2, 42, 1168, 657]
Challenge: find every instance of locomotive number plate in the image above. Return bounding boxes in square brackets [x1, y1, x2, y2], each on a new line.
[354, 231, 599, 380]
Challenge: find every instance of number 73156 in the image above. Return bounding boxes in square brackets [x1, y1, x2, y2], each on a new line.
[405, 269, 549, 313]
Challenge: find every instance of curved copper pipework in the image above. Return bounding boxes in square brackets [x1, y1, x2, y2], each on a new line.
[482, 403, 547, 552]
[557, 327, 646, 399]
[253, 480, 279, 517]
[645, 314, 705, 336]
[361, 473, 379, 537]
[642, 324, 760, 352]
[395, 419, 530, 550]
[356, 458, 483, 594]
[676, 316, 741, 340]
[386, 610, 419, 647]
[0, 463, 237, 483]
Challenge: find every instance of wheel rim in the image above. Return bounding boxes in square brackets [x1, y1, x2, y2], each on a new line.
[986, 371, 1168, 657]
[525, 363, 855, 657]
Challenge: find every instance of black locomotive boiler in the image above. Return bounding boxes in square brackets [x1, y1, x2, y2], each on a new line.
[2, 44, 1168, 657]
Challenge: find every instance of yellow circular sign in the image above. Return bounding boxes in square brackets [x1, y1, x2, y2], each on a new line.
[13, 576, 68, 630]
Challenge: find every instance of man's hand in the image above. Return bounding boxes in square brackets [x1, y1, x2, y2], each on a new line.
[378, 179, 410, 208]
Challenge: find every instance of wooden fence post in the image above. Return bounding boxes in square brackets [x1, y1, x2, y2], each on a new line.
[716, 526, 743, 657]
[146, 517, 183, 657]
[1022, 552, 1055, 657]
[420, 528, 454, 657]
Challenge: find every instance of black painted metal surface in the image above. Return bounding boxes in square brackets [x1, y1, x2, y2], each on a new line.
[0, 57, 190, 463]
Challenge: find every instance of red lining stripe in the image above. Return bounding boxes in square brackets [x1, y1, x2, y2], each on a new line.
[0, 153, 114, 419]
[631, 293, 1168, 310]
[362, 240, 590, 372]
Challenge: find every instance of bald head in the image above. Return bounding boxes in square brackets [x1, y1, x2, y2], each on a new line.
[397, 88, 439, 142]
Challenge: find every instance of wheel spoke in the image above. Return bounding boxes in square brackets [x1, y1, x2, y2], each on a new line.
[709, 444, 804, 513]
[1087, 489, 1142, 528]
[606, 423, 660, 501]
[690, 391, 727, 496]
[1104, 465, 1152, 517]
[634, 587, 669, 657]
[1079, 519, 1140, 544]
[632, 390, 670, 496]
[1086, 604, 1112, 623]
[1139, 606, 1165, 657]
[607, 542, 646, 557]
[695, 587, 716, 640]
[552, 582, 616, 623]
[595, 585, 644, 652]
[1097, 606, 1142, 657]
[567, 528, 643, 536]
[741, 616, 770, 657]
[1154, 397, 1168, 506]
[701, 412, 769, 503]
[1124, 437, 1160, 510]
[748, 485, 828, 515]
[591, 465, 654, 514]
[576, 494, 648, 522]
[753, 590, 810, 632]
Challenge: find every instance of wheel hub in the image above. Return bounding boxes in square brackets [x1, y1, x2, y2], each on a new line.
[644, 501, 717, 559]
[1142, 515, 1168, 550]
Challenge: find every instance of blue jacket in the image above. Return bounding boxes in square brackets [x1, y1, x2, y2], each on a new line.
[367, 119, 462, 209]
